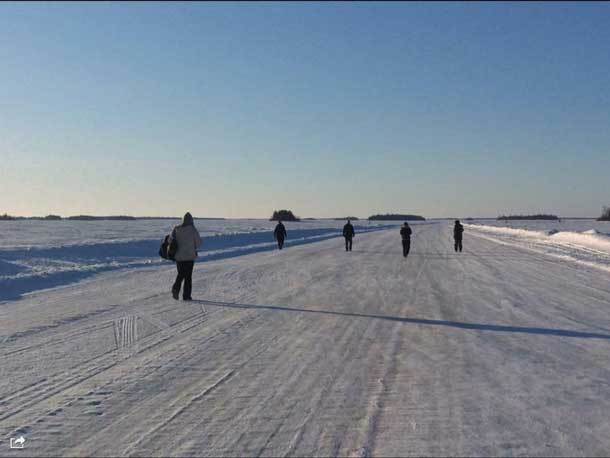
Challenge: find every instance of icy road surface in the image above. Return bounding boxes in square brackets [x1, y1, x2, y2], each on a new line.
[2, 223, 610, 457]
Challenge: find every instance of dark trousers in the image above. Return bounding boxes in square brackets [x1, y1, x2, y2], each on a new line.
[173, 261, 194, 299]
[277, 237, 285, 250]
[402, 239, 411, 257]
[454, 238, 463, 252]
[345, 237, 352, 251]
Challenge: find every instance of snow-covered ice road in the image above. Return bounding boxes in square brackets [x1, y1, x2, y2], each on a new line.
[2, 223, 610, 457]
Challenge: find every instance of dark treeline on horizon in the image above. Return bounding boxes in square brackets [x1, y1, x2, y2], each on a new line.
[368, 214, 426, 221]
[273, 212, 427, 222]
[497, 214, 559, 221]
[2, 211, 605, 222]
[0, 214, 226, 221]
[270, 210, 300, 222]
[598, 207, 610, 222]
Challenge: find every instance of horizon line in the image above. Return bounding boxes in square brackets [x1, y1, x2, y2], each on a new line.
[0, 213, 600, 221]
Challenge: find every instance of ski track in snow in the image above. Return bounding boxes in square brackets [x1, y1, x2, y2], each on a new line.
[1, 224, 610, 456]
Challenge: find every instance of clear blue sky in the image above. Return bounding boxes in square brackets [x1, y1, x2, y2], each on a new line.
[1, 1, 609, 218]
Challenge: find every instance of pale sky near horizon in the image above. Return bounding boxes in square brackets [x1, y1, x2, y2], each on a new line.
[1, 2, 609, 219]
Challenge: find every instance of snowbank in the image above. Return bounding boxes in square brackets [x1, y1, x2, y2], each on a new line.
[465, 223, 610, 272]
[466, 224, 610, 253]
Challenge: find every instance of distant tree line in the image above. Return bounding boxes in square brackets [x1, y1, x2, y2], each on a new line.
[270, 210, 300, 222]
[497, 214, 559, 221]
[0, 214, 226, 221]
[67, 215, 136, 221]
[0, 214, 61, 221]
[368, 214, 426, 221]
[334, 216, 359, 221]
[598, 207, 610, 222]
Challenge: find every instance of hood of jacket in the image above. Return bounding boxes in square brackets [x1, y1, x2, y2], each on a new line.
[182, 212, 194, 227]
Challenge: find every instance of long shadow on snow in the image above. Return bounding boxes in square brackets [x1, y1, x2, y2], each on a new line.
[0, 226, 392, 302]
[195, 299, 610, 341]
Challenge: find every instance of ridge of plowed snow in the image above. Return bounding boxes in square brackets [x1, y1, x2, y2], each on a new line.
[466, 223, 610, 272]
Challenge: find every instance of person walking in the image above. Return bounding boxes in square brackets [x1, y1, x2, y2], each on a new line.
[274, 220, 287, 250]
[400, 222, 412, 258]
[453, 220, 464, 252]
[170, 212, 202, 301]
[343, 219, 355, 251]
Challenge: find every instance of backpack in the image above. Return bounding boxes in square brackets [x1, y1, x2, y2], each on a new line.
[343, 224, 354, 238]
[159, 229, 178, 261]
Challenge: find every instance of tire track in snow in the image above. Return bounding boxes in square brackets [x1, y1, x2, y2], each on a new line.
[0, 304, 217, 420]
[0, 308, 210, 436]
[347, 226, 432, 457]
[281, 320, 378, 457]
[0, 321, 116, 357]
[63, 308, 282, 457]
[123, 370, 236, 456]
[125, 325, 281, 456]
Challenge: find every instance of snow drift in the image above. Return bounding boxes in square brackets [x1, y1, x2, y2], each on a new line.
[466, 223, 610, 272]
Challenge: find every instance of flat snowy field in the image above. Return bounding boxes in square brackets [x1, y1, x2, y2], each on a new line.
[2, 222, 610, 456]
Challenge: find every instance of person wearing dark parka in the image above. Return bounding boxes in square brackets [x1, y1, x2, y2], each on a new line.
[400, 222, 412, 258]
[170, 212, 202, 301]
[454, 220, 464, 252]
[343, 219, 355, 251]
[274, 220, 287, 250]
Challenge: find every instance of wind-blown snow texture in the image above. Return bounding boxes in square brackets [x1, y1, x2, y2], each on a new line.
[466, 219, 610, 273]
[2, 223, 610, 456]
[0, 219, 399, 301]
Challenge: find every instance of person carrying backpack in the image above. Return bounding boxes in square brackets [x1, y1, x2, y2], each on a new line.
[170, 212, 202, 301]
[343, 219, 355, 251]
[274, 220, 287, 250]
[453, 220, 464, 252]
[400, 222, 412, 258]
